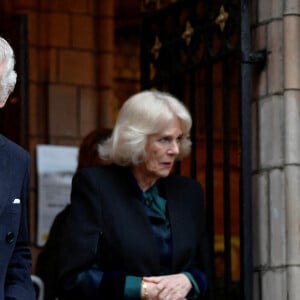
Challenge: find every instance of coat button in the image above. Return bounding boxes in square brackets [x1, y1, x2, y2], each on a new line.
[6, 232, 15, 244]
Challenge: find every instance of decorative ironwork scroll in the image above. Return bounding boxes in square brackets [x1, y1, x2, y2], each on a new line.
[141, 0, 240, 89]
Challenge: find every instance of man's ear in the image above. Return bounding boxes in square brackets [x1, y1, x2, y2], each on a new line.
[0, 99, 7, 108]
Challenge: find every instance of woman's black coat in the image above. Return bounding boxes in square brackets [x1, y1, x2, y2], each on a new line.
[58, 164, 211, 299]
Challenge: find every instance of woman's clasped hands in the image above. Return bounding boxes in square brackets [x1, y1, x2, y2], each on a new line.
[142, 273, 192, 300]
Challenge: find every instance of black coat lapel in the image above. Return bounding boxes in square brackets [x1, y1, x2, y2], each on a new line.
[0, 135, 11, 215]
[158, 175, 201, 272]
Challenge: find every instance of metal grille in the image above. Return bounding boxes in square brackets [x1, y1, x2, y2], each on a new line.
[140, 0, 252, 299]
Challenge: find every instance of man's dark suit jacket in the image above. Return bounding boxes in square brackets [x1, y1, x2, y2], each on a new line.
[58, 164, 211, 299]
[0, 134, 35, 300]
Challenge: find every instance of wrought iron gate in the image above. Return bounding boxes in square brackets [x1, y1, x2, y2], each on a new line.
[140, 0, 257, 299]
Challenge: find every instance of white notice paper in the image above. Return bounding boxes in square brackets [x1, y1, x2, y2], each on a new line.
[36, 144, 78, 247]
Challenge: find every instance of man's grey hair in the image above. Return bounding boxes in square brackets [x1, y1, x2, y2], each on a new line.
[0, 37, 17, 104]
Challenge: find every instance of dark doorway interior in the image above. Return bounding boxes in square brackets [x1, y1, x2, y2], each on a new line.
[141, 1, 242, 299]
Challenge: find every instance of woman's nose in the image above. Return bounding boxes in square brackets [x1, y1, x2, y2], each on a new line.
[168, 140, 179, 154]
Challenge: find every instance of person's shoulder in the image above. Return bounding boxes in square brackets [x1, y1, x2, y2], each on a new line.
[78, 164, 126, 178]
[159, 173, 204, 203]
[0, 134, 29, 161]
[165, 173, 202, 188]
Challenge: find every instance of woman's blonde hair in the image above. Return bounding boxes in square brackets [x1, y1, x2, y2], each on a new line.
[99, 90, 192, 166]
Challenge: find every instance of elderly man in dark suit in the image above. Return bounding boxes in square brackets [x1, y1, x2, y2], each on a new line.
[0, 36, 35, 300]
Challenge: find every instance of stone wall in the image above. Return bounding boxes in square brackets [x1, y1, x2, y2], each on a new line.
[251, 0, 300, 299]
